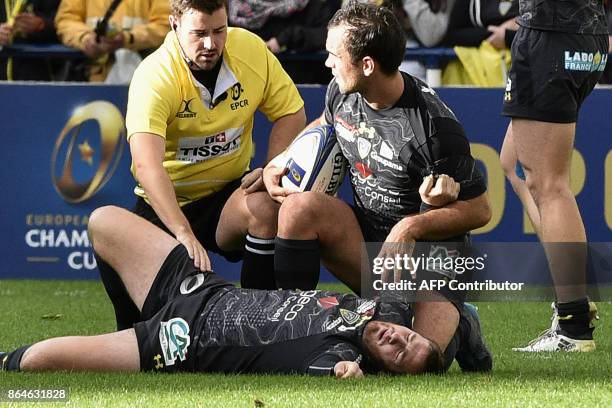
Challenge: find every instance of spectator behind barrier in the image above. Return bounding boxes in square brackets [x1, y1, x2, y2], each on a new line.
[1, 0, 63, 81]
[443, 0, 518, 49]
[55, 0, 170, 83]
[441, 0, 518, 86]
[229, 0, 341, 84]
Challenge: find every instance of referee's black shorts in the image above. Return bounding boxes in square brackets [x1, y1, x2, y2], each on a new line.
[502, 26, 609, 123]
[133, 177, 244, 262]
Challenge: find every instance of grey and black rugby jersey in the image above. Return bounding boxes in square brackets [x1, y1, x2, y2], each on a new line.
[324, 73, 486, 236]
[192, 287, 413, 375]
[518, 0, 608, 34]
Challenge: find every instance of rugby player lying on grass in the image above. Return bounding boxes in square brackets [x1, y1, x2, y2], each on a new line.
[1, 206, 490, 377]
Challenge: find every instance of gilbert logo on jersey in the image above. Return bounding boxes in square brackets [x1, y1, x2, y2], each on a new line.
[176, 98, 197, 118]
[176, 127, 242, 163]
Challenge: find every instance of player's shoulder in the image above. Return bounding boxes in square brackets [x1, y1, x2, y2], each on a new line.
[225, 27, 268, 66]
[132, 33, 178, 86]
[409, 74, 458, 121]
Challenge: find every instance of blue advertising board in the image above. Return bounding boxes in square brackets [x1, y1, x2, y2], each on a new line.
[0, 83, 611, 282]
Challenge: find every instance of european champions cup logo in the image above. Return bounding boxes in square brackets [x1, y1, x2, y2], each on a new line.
[51, 101, 125, 203]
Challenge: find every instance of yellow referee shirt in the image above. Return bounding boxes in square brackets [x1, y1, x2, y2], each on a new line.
[126, 28, 304, 205]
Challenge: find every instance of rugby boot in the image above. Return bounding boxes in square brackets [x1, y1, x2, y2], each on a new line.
[512, 302, 598, 352]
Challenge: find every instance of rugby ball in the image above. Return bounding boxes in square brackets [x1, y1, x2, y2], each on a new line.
[272, 125, 347, 195]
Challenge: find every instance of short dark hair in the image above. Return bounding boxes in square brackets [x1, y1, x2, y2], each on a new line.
[170, 0, 227, 17]
[328, 1, 406, 75]
[420, 339, 446, 374]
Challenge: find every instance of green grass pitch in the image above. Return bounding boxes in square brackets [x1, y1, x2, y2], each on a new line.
[1, 280, 611, 407]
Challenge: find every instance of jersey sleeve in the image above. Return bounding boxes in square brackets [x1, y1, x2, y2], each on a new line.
[427, 118, 487, 201]
[305, 342, 362, 376]
[257, 45, 304, 122]
[125, 61, 175, 140]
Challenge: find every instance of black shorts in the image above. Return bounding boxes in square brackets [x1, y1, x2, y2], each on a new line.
[502, 27, 608, 123]
[134, 245, 233, 372]
[133, 178, 244, 262]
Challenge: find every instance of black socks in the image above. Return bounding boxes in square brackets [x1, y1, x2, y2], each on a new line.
[557, 298, 594, 340]
[0, 345, 30, 371]
[274, 237, 320, 290]
[240, 234, 276, 289]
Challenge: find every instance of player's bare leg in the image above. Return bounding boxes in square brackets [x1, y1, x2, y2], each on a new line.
[276, 191, 364, 291]
[88, 205, 179, 310]
[500, 123, 541, 236]
[216, 189, 280, 289]
[2, 330, 140, 372]
[509, 119, 595, 352]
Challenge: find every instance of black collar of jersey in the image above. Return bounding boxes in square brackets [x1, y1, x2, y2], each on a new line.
[392, 72, 420, 110]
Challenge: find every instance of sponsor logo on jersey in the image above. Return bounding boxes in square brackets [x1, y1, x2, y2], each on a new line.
[269, 290, 318, 322]
[379, 141, 394, 160]
[177, 98, 197, 118]
[176, 127, 242, 162]
[318, 296, 339, 310]
[180, 273, 205, 295]
[564, 51, 607, 72]
[334, 117, 356, 142]
[357, 122, 376, 139]
[363, 186, 400, 204]
[354, 162, 374, 179]
[285, 159, 306, 186]
[159, 317, 191, 366]
[356, 300, 376, 315]
[499, 0, 512, 16]
[420, 85, 436, 95]
[370, 151, 404, 171]
[504, 78, 512, 102]
[153, 354, 164, 370]
[229, 82, 249, 111]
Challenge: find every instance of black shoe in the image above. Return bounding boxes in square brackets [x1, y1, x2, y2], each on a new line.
[455, 303, 493, 372]
[0, 352, 7, 371]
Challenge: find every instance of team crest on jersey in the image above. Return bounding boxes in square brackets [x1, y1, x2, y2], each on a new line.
[357, 137, 372, 159]
[340, 309, 360, 325]
[177, 98, 197, 118]
[326, 308, 374, 331]
[159, 317, 191, 366]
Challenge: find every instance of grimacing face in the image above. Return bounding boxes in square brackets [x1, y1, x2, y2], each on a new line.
[362, 320, 433, 374]
[170, 7, 228, 71]
[325, 25, 364, 94]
